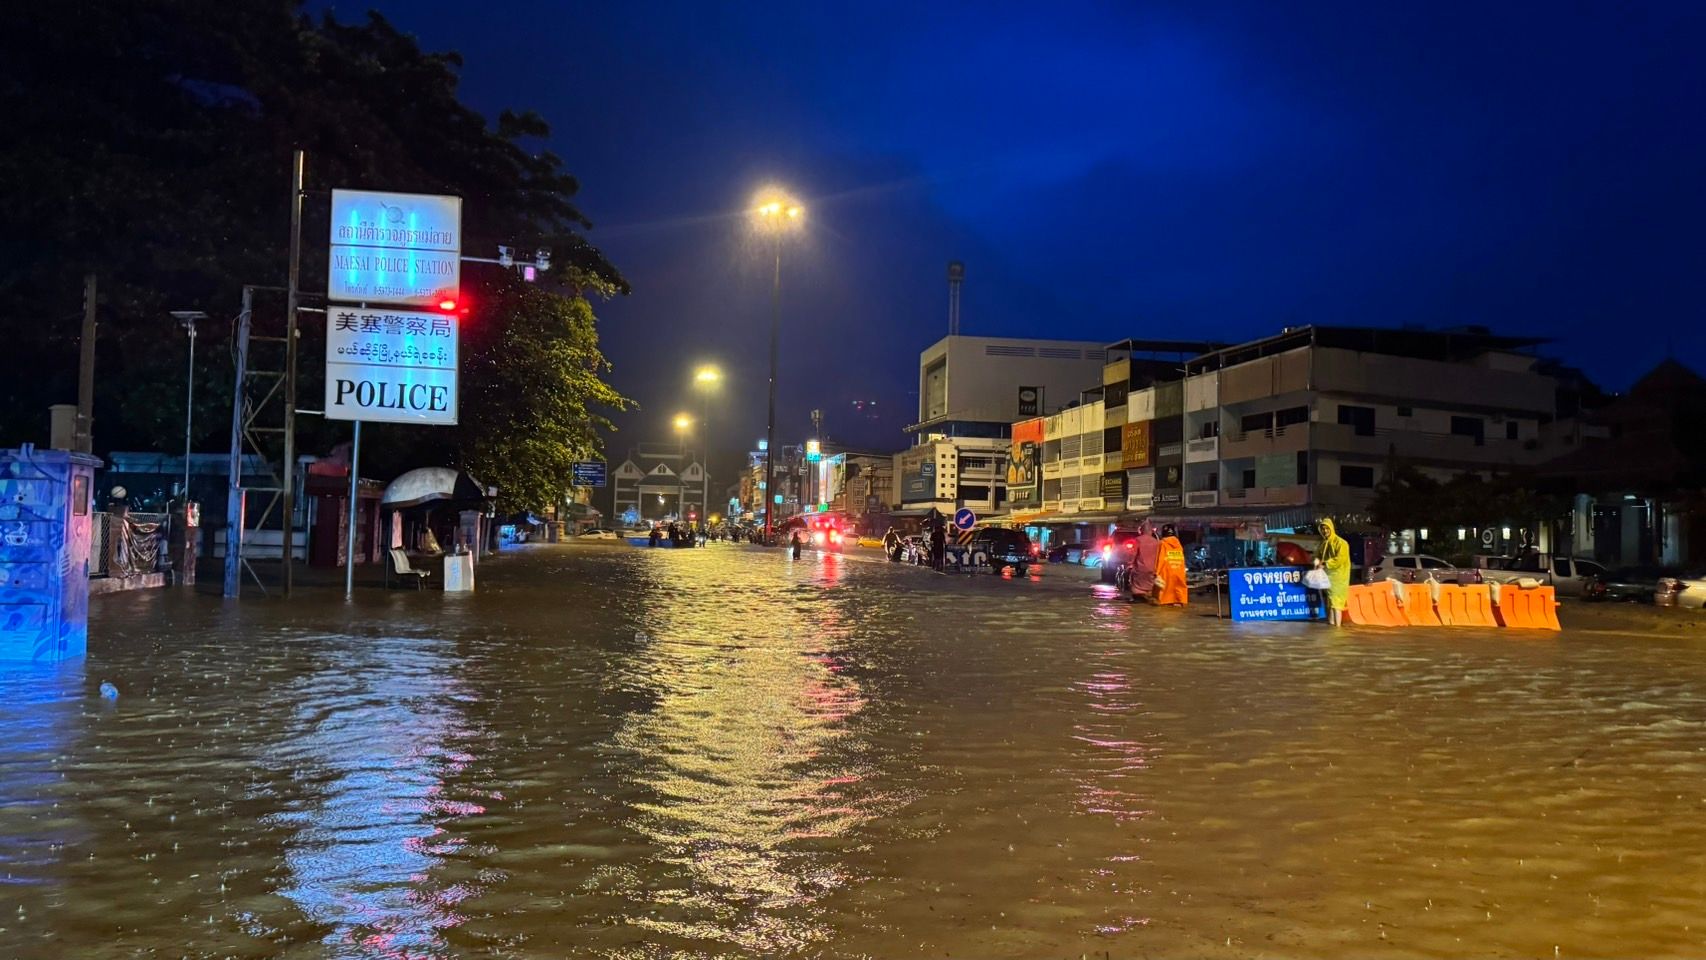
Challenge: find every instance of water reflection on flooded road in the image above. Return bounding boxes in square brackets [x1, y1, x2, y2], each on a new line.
[4, 543, 1706, 958]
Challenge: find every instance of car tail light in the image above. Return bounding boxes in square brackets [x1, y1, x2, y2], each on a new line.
[1030, 543, 1041, 556]
[1124, 541, 1136, 551]
[829, 529, 841, 544]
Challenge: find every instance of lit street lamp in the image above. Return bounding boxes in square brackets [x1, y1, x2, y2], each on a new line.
[170, 310, 208, 505]
[691, 365, 722, 524]
[752, 188, 804, 541]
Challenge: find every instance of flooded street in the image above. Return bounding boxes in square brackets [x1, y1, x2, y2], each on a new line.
[4, 543, 1706, 959]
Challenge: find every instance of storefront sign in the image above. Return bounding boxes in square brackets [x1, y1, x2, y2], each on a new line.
[1017, 386, 1041, 417]
[1008, 418, 1044, 508]
[328, 189, 462, 307]
[1100, 473, 1126, 500]
[1228, 566, 1315, 622]
[324, 308, 458, 424]
[1121, 420, 1151, 468]
[900, 458, 936, 502]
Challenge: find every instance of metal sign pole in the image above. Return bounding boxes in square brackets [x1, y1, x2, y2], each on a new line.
[345, 420, 361, 601]
[283, 149, 304, 596]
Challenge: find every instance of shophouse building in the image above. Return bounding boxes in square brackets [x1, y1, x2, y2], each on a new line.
[1010, 326, 1576, 561]
[895, 334, 1106, 521]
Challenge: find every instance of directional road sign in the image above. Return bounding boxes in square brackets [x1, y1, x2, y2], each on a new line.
[953, 507, 977, 531]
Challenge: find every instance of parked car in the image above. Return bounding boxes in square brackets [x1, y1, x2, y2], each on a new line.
[578, 528, 618, 540]
[1674, 572, 1706, 610]
[1480, 554, 1607, 597]
[1366, 553, 1482, 585]
[1045, 541, 1093, 565]
[968, 528, 1038, 577]
[1583, 566, 1684, 603]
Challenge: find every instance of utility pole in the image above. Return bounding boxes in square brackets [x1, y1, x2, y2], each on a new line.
[75, 274, 97, 454]
[282, 149, 304, 596]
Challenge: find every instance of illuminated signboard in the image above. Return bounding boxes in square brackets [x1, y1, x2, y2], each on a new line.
[328, 189, 462, 308]
[324, 308, 458, 425]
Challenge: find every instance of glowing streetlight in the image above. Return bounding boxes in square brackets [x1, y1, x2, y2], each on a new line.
[694, 364, 722, 384]
[673, 413, 693, 432]
[751, 187, 805, 540]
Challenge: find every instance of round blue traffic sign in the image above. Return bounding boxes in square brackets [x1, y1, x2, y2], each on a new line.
[953, 507, 976, 531]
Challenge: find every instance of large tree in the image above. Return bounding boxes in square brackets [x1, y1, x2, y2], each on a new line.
[0, 1, 627, 488]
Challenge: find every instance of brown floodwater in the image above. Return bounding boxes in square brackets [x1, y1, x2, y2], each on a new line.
[3, 543, 1705, 959]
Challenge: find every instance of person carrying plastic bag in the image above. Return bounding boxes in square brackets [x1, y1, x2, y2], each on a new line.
[1315, 518, 1352, 626]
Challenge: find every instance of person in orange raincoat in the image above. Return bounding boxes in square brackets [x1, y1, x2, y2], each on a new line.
[1154, 524, 1190, 606]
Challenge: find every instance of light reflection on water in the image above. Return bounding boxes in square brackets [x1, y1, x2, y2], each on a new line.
[3, 545, 1706, 959]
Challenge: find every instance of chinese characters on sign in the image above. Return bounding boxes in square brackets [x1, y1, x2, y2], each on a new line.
[1228, 566, 1316, 622]
[324, 309, 459, 425]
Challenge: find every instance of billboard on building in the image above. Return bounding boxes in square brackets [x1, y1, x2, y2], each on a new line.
[1121, 420, 1151, 468]
[1008, 418, 1044, 509]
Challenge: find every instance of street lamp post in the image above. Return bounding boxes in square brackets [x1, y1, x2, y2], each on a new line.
[693, 365, 721, 529]
[170, 310, 208, 504]
[673, 413, 693, 519]
[753, 191, 803, 542]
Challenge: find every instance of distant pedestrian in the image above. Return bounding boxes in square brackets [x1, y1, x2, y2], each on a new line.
[648, 526, 661, 548]
[790, 530, 804, 560]
[929, 521, 946, 572]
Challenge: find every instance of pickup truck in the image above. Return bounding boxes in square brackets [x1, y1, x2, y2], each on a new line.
[1479, 555, 1607, 597]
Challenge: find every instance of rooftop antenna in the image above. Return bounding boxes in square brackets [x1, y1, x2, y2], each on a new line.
[947, 261, 964, 336]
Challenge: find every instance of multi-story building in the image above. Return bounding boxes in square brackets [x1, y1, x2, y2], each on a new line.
[609, 442, 714, 524]
[897, 334, 1107, 520]
[1052, 326, 1572, 560]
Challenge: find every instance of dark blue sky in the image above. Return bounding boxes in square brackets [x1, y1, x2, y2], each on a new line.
[356, 1, 1705, 458]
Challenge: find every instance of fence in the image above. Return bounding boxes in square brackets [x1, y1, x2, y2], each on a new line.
[90, 511, 169, 578]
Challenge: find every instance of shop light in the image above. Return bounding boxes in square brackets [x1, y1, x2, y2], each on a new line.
[1419, 527, 1429, 540]
[1457, 528, 1467, 540]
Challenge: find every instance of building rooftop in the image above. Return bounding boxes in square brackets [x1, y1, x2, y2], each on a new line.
[1185, 325, 1548, 373]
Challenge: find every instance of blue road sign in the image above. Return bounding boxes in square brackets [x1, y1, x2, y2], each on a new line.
[953, 507, 977, 531]
[1228, 566, 1315, 622]
[571, 461, 607, 487]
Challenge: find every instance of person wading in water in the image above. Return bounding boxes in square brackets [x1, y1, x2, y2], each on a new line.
[1154, 524, 1190, 606]
[1315, 518, 1352, 627]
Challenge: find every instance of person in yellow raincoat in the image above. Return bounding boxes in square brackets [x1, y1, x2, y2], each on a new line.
[1316, 518, 1352, 626]
[1154, 524, 1190, 606]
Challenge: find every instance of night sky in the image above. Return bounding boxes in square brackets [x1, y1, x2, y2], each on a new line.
[353, 1, 1705, 463]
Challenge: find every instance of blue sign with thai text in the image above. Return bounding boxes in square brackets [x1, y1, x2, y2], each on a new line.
[1228, 566, 1316, 622]
[571, 461, 607, 487]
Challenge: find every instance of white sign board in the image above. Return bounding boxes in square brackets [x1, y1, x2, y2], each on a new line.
[327, 189, 462, 308]
[324, 307, 458, 425]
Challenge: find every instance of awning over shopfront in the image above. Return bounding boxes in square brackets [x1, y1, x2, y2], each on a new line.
[381, 467, 487, 510]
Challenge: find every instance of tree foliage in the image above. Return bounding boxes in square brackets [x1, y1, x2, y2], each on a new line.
[0, 1, 628, 489]
[1370, 459, 1571, 533]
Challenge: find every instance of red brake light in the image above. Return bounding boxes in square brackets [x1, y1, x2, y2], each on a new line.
[436, 298, 458, 312]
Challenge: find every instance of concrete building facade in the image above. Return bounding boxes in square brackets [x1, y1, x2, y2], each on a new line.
[610, 443, 713, 524]
[897, 334, 1106, 518]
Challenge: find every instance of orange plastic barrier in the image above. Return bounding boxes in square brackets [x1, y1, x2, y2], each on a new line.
[1496, 585, 1562, 631]
[1344, 583, 1407, 626]
[1437, 583, 1498, 627]
[1401, 582, 1443, 626]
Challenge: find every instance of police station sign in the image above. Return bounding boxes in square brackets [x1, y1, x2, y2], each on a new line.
[324, 308, 458, 425]
[327, 189, 461, 308]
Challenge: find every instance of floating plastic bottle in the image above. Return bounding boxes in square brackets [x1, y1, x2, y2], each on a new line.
[99, 681, 118, 700]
